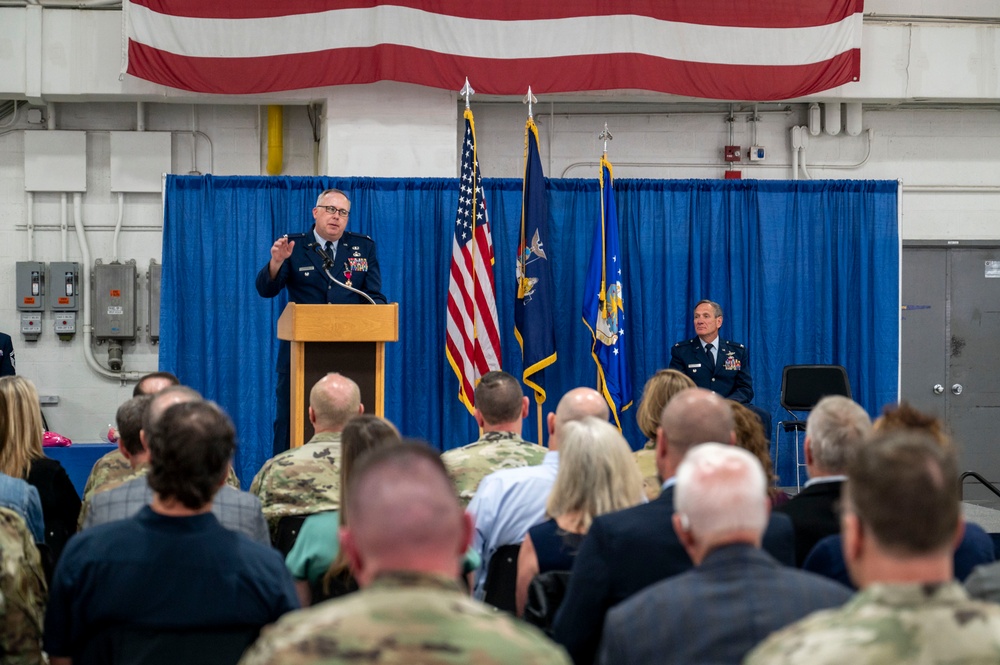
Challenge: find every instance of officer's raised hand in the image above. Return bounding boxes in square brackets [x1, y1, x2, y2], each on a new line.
[268, 236, 295, 279]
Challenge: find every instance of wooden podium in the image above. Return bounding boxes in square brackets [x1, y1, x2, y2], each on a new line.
[277, 303, 398, 448]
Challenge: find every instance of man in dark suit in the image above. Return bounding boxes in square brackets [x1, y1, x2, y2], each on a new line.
[0, 332, 15, 376]
[776, 395, 872, 565]
[552, 388, 795, 665]
[256, 188, 387, 455]
[598, 443, 851, 665]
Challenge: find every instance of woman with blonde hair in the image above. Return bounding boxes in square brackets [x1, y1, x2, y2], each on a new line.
[515, 417, 644, 616]
[634, 369, 696, 499]
[0, 376, 81, 563]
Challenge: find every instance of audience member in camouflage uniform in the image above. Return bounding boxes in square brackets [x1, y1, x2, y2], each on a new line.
[239, 443, 569, 665]
[747, 430, 1000, 665]
[632, 370, 695, 500]
[0, 506, 47, 665]
[82, 372, 181, 499]
[79, 394, 154, 526]
[250, 373, 362, 535]
[79, 387, 240, 526]
[441, 371, 546, 506]
[83, 373, 241, 510]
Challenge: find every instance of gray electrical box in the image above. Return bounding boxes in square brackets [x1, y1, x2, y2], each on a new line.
[15, 261, 45, 311]
[48, 262, 80, 311]
[94, 260, 137, 340]
[148, 260, 161, 343]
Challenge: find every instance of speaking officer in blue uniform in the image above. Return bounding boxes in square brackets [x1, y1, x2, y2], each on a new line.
[669, 300, 771, 435]
[256, 188, 386, 455]
[0, 332, 15, 376]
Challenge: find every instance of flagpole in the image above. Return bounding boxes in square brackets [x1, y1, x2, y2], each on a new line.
[524, 86, 543, 442]
[461, 78, 480, 361]
[597, 124, 614, 390]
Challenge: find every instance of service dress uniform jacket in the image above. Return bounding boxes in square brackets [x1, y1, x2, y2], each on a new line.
[0, 332, 15, 376]
[669, 337, 753, 404]
[255, 230, 386, 306]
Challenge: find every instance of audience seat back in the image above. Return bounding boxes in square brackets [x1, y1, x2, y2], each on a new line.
[483, 543, 521, 613]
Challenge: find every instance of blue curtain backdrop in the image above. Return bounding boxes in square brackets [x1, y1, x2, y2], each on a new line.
[160, 176, 898, 486]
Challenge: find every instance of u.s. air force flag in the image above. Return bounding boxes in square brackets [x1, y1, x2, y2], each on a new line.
[582, 156, 632, 428]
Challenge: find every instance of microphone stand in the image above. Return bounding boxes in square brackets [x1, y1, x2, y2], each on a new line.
[308, 243, 377, 305]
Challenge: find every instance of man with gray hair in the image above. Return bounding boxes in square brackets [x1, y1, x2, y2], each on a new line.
[468, 387, 610, 600]
[777, 394, 872, 565]
[251, 372, 363, 536]
[748, 430, 1000, 664]
[598, 443, 850, 664]
[553, 388, 795, 665]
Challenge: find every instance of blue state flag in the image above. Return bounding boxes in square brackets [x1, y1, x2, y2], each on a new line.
[515, 117, 557, 404]
[582, 156, 632, 428]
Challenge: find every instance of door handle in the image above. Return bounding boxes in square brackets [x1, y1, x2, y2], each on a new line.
[952, 384, 964, 395]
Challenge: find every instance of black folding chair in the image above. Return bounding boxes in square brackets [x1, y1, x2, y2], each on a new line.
[775, 365, 851, 492]
[482, 543, 521, 614]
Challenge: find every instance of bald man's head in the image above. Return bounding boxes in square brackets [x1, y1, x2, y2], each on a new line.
[342, 444, 470, 586]
[654, 388, 735, 482]
[547, 388, 611, 450]
[310, 373, 363, 432]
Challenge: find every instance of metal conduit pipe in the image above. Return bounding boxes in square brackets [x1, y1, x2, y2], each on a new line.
[26, 192, 34, 260]
[73, 193, 143, 381]
[266, 105, 283, 175]
[60, 193, 68, 260]
[112, 192, 123, 262]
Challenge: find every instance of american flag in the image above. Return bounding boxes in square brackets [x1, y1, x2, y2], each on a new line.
[124, 1, 862, 100]
[445, 108, 501, 413]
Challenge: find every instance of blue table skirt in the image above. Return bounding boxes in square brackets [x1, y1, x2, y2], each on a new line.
[45, 444, 118, 499]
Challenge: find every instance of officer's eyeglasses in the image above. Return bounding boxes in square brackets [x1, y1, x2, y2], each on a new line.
[318, 205, 350, 217]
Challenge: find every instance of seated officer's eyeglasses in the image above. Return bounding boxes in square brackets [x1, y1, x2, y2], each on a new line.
[318, 205, 350, 217]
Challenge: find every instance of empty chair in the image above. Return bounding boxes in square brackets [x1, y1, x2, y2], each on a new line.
[775, 365, 851, 491]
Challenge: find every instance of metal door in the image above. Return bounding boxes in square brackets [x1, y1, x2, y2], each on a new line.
[901, 244, 1000, 497]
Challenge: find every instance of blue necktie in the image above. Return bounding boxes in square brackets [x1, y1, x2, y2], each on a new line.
[705, 343, 716, 374]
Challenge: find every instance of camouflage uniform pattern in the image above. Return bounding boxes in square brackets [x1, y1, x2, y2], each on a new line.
[442, 432, 547, 506]
[249, 431, 342, 533]
[745, 582, 1000, 665]
[81, 449, 133, 501]
[238, 571, 570, 665]
[633, 440, 660, 501]
[79, 452, 241, 528]
[0, 507, 47, 665]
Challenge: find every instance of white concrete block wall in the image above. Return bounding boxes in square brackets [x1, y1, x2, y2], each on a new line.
[0, 101, 316, 441]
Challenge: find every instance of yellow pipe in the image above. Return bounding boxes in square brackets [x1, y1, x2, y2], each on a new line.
[266, 105, 284, 175]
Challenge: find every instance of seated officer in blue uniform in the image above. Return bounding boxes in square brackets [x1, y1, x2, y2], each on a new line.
[256, 188, 386, 455]
[0, 332, 14, 376]
[669, 300, 771, 435]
